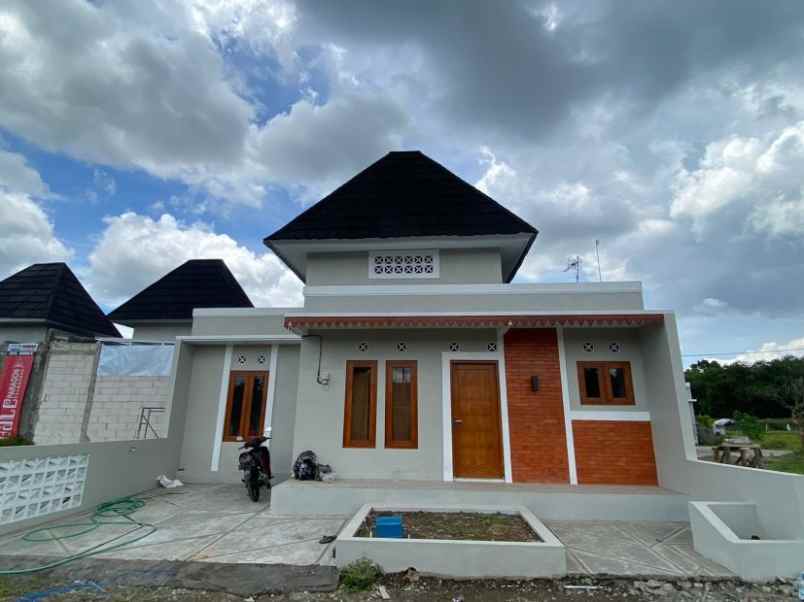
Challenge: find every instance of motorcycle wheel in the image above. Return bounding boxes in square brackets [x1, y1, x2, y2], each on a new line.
[247, 474, 260, 502]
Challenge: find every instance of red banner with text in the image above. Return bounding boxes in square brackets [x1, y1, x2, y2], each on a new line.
[0, 354, 35, 439]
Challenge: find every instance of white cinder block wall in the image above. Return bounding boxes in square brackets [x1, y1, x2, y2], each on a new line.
[88, 376, 171, 441]
[32, 341, 171, 444]
[33, 342, 97, 444]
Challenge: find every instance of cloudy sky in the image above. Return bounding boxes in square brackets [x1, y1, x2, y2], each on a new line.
[1, 0, 804, 364]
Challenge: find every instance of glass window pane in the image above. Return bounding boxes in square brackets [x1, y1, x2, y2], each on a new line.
[583, 367, 601, 398]
[227, 376, 246, 438]
[247, 375, 265, 437]
[350, 367, 372, 441]
[391, 368, 412, 441]
[392, 367, 411, 384]
[609, 367, 626, 399]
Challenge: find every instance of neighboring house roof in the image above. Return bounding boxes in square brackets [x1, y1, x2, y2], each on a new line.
[107, 259, 253, 324]
[264, 151, 538, 282]
[0, 263, 120, 338]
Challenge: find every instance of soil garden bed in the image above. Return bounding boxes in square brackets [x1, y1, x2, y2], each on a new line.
[355, 510, 541, 542]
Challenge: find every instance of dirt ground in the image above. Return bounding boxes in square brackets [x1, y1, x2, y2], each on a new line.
[1, 572, 798, 602]
[356, 511, 539, 542]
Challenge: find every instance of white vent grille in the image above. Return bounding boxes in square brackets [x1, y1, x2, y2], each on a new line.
[609, 342, 622, 353]
[449, 343, 461, 352]
[369, 250, 439, 279]
[358, 342, 368, 352]
[583, 342, 595, 353]
[0, 454, 88, 525]
[396, 342, 407, 352]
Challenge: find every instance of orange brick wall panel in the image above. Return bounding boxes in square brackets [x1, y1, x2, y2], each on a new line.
[504, 328, 569, 483]
[572, 420, 658, 485]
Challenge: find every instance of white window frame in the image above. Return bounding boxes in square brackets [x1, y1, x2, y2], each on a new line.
[368, 250, 440, 280]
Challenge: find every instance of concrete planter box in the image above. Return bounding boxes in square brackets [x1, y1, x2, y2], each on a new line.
[335, 504, 566, 578]
[689, 501, 804, 581]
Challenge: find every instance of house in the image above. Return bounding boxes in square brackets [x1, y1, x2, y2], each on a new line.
[164, 153, 804, 582]
[0, 263, 120, 344]
[108, 259, 253, 341]
[168, 152, 683, 491]
[3, 152, 803, 581]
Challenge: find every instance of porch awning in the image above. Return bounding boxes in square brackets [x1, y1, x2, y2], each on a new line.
[284, 313, 664, 333]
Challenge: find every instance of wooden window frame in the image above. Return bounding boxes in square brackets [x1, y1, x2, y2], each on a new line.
[577, 361, 635, 406]
[223, 370, 269, 442]
[343, 360, 378, 448]
[385, 360, 418, 449]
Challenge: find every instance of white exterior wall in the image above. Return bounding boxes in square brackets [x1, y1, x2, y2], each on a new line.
[175, 343, 299, 483]
[305, 249, 504, 286]
[191, 310, 289, 337]
[33, 342, 97, 444]
[291, 329, 499, 481]
[87, 376, 171, 441]
[131, 323, 192, 341]
[563, 328, 650, 415]
[301, 282, 645, 313]
[0, 325, 48, 345]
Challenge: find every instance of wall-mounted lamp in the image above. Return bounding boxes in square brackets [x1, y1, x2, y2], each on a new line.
[531, 376, 540, 392]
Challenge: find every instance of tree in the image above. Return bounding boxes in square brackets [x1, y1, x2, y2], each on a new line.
[781, 377, 804, 450]
[685, 355, 804, 419]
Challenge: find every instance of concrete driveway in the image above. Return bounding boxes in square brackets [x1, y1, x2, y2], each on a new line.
[0, 484, 730, 580]
[0, 484, 347, 566]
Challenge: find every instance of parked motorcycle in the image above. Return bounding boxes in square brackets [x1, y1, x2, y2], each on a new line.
[238, 435, 272, 502]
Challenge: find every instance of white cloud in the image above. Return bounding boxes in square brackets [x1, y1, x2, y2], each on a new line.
[246, 92, 409, 201]
[0, 150, 70, 277]
[672, 123, 804, 235]
[0, 192, 72, 278]
[190, 0, 297, 62]
[0, 0, 254, 201]
[86, 212, 302, 308]
[729, 337, 804, 364]
[0, 1, 413, 207]
[0, 149, 50, 197]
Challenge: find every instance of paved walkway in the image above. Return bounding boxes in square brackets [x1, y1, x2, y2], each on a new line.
[545, 520, 731, 577]
[0, 484, 730, 579]
[0, 484, 347, 566]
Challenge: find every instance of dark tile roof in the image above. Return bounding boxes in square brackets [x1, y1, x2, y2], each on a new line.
[0, 263, 120, 338]
[264, 151, 538, 241]
[107, 259, 253, 323]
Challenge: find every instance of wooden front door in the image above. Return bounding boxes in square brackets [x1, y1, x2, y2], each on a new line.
[450, 361, 504, 479]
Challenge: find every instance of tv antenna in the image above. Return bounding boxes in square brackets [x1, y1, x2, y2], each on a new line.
[595, 239, 602, 282]
[564, 255, 582, 283]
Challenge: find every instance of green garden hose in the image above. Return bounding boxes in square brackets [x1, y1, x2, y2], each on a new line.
[0, 496, 158, 575]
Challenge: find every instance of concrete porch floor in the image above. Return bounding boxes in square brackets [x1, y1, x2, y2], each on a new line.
[0, 484, 348, 566]
[0, 483, 731, 578]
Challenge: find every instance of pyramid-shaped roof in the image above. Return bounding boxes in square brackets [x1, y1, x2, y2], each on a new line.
[266, 151, 537, 241]
[0, 263, 120, 338]
[264, 151, 538, 282]
[108, 259, 253, 323]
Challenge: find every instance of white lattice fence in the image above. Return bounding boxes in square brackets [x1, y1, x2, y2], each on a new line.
[0, 454, 89, 525]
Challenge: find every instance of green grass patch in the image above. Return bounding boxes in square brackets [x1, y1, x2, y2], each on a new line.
[339, 558, 383, 592]
[761, 431, 802, 451]
[0, 575, 47, 600]
[0, 435, 32, 447]
[766, 452, 804, 475]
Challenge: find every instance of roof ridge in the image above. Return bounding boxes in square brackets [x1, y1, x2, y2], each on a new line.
[43, 262, 67, 322]
[421, 153, 538, 233]
[263, 154, 390, 243]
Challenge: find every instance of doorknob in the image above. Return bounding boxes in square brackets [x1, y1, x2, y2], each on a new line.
[453, 419, 463, 424]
